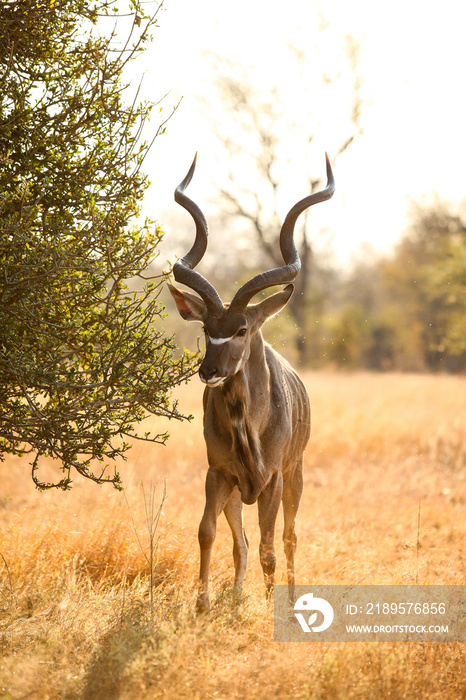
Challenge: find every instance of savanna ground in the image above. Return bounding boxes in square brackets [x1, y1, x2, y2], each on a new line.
[1, 371, 466, 699]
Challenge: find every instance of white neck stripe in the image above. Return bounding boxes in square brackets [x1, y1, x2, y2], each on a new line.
[209, 335, 233, 345]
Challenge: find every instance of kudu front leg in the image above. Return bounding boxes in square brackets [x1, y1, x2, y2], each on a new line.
[223, 486, 249, 597]
[258, 471, 283, 600]
[282, 458, 304, 605]
[197, 467, 233, 614]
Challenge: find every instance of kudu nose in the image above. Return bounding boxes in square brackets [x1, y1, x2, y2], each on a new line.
[199, 366, 218, 383]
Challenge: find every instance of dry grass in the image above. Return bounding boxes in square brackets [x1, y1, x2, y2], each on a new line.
[1, 371, 466, 699]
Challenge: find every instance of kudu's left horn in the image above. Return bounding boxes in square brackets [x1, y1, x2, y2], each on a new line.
[172, 153, 224, 314]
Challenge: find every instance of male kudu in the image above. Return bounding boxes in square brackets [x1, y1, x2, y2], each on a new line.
[168, 154, 335, 613]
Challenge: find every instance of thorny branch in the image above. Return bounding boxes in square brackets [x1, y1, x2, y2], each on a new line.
[0, 1, 199, 490]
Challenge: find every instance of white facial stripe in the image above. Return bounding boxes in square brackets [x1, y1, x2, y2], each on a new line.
[209, 335, 234, 345]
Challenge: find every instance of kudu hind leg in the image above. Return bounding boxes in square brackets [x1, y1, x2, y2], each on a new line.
[258, 471, 283, 600]
[282, 458, 304, 604]
[197, 468, 233, 614]
[223, 487, 249, 596]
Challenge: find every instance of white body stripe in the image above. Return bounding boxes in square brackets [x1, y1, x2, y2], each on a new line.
[234, 358, 243, 375]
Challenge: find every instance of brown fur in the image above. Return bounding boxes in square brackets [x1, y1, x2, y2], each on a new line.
[223, 381, 268, 496]
[170, 283, 310, 614]
[168, 153, 334, 614]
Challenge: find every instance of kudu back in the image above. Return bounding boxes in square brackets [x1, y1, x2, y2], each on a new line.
[168, 154, 335, 613]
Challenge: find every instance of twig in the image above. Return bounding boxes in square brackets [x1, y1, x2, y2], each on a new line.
[0, 552, 14, 599]
[124, 479, 167, 628]
[415, 500, 421, 585]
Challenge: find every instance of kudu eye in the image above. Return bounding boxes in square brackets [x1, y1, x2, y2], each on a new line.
[237, 328, 247, 337]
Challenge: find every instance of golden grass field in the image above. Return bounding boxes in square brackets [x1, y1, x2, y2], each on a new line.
[1, 371, 466, 699]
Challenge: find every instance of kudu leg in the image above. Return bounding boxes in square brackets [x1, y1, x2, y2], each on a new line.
[197, 467, 233, 614]
[258, 471, 283, 599]
[223, 486, 249, 596]
[282, 458, 304, 605]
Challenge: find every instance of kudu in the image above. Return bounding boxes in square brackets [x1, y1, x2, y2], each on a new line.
[168, 153, 335, 613]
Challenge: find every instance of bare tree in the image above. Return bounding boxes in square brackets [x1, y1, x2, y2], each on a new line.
[204, 34, 363, 363]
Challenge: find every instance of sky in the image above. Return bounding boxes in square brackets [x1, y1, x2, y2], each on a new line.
[120, 0, 466, 266]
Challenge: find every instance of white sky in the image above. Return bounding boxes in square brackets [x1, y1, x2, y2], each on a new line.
[127, 0, 466, 265]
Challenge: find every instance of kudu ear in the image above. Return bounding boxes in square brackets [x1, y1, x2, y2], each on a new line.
[256, 284, 294, 321]
[167, 283, 207, 322]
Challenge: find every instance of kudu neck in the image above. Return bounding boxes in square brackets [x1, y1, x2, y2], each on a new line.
[223, 330, 270, 401]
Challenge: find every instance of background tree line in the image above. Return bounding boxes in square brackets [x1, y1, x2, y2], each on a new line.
[164, 196, 466, 374]
[323, 198, 466, 373]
